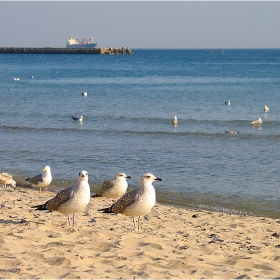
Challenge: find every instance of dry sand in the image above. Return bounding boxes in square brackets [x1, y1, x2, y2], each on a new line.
[0, 186, 280, 279]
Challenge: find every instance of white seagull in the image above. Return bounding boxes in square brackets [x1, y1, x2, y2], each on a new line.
[225, 100, 230, 105]
[32, 170, 90, 226]
[251, 118, 262, 125]
[72, 116, 83, 122]
[0, 173, 16, 190]
[172, 115, 178, 125]
[98, 173, 162, 230]
[92, 173, 131, 204]
[82, 92, 87, 96]
[26, 165, 52, 193]
[264, 105, 269, 112]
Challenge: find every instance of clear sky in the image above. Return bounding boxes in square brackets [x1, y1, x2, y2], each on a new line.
[1, 1, 280, 49]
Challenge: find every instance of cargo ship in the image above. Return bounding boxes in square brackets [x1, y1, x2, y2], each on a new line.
[66, 36, 97, 48]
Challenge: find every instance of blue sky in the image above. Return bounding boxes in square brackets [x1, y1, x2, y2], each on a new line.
[1, 1, 280, 49]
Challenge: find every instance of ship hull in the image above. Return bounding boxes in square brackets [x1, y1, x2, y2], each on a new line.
[66, 43, 97, 49]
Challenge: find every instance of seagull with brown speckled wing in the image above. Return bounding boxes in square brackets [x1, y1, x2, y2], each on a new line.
[32, 170, 90, 226]
[0, 172, 16, 190]
[92, 172, 131, 204]
[98, 173, 162, 230]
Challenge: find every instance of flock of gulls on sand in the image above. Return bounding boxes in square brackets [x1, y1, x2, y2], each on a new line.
[1, 166, 162, 230]
[2, 90, 270, 229]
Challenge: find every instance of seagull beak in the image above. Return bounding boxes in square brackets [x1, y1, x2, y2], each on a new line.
[155, 177, 163, 182]
[126, 176, 131, 179]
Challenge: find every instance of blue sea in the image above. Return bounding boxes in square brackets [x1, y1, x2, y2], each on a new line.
[1, 49, 280, 218]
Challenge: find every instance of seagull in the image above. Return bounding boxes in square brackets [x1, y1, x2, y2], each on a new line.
[98, 173, 162, 230]
[0, 173, 16, 190]
[251, 118, 262, 125]
[224, 130, 241, 134]
[30, 76, 34, 79]
[82, 92, 87, 96]
[26, 165, 52, 193]
[225, 100, 230, 105]
[72, 116, 83, 122]
[264, 105, 269, 112]
[32, 170, 90, 226]
[92, 173, 131, 204]
[172, 115, 178, 126]
[13, 78, 20, 81]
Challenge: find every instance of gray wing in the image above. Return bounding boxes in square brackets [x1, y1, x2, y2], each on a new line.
[45, 188, 75, 211]
[98, 179, 115, 195]
[111, 188, 140, 213]
[27, 173, 43, 185]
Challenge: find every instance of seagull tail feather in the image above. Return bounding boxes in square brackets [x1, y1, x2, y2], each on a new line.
[97, 207, 115, 214]
[31, 204, 46, 210]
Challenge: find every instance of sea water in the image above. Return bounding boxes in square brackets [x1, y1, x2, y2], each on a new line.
[1, 49, 280, 218]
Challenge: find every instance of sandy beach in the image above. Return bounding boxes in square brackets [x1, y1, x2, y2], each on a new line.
[0, 186, 280, 279]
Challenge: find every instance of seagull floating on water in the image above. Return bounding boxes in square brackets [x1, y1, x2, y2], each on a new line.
[26, 165, 52, 193]
[251, 118, 262, 125]
[32, 170, 90, 227]
[98, 173, 162, 230]
[172, 115, 178, 125]
[14, 78, 20, 81]
[92, 173, 131, 204]
[225, 100, 230, 105]
[264, 105, 269, 112]
[72, 116, 83, 122]
[224, 130, 241, 135]
[82, 92, 87, 96]
[0, 172, 16, 190]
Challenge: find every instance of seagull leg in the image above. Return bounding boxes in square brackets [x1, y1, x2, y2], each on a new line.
[138, 216, 141, 230]
[67, 215, 71, 226]
[132, 217, 136, 229]
[72, 214, 75, 227]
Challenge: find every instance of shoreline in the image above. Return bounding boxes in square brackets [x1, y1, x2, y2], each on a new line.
[13, 176, 280, 219]
[1, 186, 280, 278]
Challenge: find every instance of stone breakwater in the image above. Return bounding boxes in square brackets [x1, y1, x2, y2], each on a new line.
[0, 47, 133, 55]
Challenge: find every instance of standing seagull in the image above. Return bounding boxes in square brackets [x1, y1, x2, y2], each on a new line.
[26, 165, 52, 193]
[92, 173, 131, 204]
[32, 170, 90, 227]
[98, 173, 162, 230]
[0, 173, 16, 190]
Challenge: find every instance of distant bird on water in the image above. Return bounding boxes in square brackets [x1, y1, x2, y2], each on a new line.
[32, 170, 90, 227]
[264, 105, 269, 112]
[72, 116, 83, 122]
[82, 92, 87, 96]
[172, 115, 178, 126]
[224, 130, 241, 135]
[98, 173, 163, 230]
[26, 165, 52, 193]
[251, 118, 262, 125]
[92, 173, 131, 204]
[0, 172, 16, 190]
[225, 100, 230, 106]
